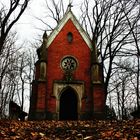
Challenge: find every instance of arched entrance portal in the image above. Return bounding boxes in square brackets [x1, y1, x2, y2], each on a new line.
[59, 87, 78, 120]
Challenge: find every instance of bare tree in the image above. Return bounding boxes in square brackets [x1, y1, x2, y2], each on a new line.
[0, 33, 21, 118]
[34, 0, 70, 34]
[109, 58, 137, 119]
[16, 47, 36, 111]
[122, 3, 140, 107]
[80, 0, 140, 100]
[0, 0, 30, 54]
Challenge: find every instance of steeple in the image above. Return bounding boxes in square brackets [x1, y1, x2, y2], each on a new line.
[91, 36, 101, 83]
[91, 36, 99, 64]
[37, 31, 47, 61]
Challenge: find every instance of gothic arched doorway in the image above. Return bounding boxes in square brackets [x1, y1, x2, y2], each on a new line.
[59, 87, 78, 120]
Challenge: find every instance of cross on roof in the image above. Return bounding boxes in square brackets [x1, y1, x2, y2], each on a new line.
[68, 0, 73, 11]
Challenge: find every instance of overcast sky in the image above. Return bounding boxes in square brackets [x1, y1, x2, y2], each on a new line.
[14, 0, 84, 44]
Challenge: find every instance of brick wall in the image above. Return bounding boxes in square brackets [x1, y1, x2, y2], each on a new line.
[46, 19, 91, 112]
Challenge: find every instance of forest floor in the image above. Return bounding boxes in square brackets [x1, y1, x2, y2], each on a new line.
[0, 119, 140, 140]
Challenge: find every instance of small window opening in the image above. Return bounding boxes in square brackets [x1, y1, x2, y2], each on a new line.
[67, 32, 73, 43]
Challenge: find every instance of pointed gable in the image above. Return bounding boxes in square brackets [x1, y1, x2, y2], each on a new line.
[47, 10, 92, 50]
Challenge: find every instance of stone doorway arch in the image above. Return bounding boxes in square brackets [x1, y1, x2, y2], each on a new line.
[53, 81, 85, 120]
[59, 87, 78, 120]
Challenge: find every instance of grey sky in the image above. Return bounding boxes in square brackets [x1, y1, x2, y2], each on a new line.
[15, 0, 84, 43]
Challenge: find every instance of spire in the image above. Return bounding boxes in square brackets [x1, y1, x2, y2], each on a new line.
[91, 36, 101, 83]
[43, 31, 47, 39]
[42, 31, 48, 46]
[91, 36, 99, 64]
[37, 31, 47, 61]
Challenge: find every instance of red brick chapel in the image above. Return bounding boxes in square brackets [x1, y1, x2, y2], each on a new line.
[29, 8, 105, 120]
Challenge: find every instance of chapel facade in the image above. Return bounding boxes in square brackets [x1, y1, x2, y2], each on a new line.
[29, 9, 105, 120]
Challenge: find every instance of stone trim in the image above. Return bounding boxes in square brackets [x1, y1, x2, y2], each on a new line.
[52, 81, 85, 120]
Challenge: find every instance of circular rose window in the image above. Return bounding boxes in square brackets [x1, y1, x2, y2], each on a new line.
[61, 56, 77, 71]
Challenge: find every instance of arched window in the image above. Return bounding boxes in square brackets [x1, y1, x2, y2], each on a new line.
[67, 32, 73, 43]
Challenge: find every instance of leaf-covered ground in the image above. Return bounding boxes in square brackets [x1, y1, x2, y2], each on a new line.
[0, 119, 140, 140]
